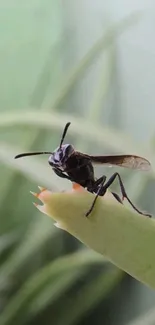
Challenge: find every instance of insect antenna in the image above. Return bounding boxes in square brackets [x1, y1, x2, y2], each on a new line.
[14, 122, 71, 159]
[14, 151, 53, 159]
[59, 122, 71, 148]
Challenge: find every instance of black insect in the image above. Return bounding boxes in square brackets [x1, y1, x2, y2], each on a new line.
[14, 122, 152, 218]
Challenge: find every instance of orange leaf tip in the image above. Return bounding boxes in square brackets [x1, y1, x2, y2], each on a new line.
[38, 186, 46, 192]
[30, 191, 38, 198]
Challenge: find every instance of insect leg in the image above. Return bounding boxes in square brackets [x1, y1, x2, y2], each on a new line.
[111, 192, 123, 204]
[53, 167, 71, 180]
[100, 172, 151, 218]
[94, 176, 107, 188]
[85, 176, 106, 217]
[87, 176, 107, 193]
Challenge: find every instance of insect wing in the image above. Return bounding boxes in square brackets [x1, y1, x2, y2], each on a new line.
[88, 154, 151, 171]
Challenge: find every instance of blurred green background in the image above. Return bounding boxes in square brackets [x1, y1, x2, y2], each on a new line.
[0, 1, 155, 325]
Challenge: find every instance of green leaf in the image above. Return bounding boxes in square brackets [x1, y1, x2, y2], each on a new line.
[0, 249, 105, 325]
[0, 231, 19, 255]
[34, 187, 155, 289]
[28, 250, 107, 319]
[88, 45, 115, 122]
[55, 268, 123, 325]
[126, 307, 155, 325]
[48, 11, 142, 109]
[0, 218, 56, 286]
[0, 110, 153, 157]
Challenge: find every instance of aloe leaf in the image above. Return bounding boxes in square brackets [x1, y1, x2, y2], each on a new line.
[126, 307, 155, 325]
[49, 11, 142, 109]
[0, 230, 19, 255]
[0, 218, 56, 286]
[33, 186, 155, 289]
[28, 250, 106, 318]
[0, 249, 105, 325]
[88, 45, 115, 122]
[55, 268, 123, 325]
[0, 110, 153, 156]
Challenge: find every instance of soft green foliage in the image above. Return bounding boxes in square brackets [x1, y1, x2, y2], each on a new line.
[0, 4, 154, 325]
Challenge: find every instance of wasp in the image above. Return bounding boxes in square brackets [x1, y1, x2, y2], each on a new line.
[15, 122, 151, 217]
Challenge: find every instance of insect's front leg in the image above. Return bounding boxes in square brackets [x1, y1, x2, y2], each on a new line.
[87, 176, 106, 193]
[52, 167, 71, 180]
[85, 176, 106, 217]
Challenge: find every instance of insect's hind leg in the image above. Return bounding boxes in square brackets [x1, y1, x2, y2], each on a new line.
[101, 172, 152, 218]
[111, 192, 123, 204]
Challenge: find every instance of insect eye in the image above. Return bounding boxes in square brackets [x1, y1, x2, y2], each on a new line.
[54, 150, 64, 163]
[60, 152, 65, 162]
